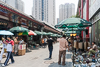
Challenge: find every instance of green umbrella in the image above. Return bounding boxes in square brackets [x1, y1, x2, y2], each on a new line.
[55, 18, 92, 29]
[50, 34, 58, 37]
[41, 32, 47, 35]
[47, 32, 53, 35]
[9, 26, 29, 32]
[22, 32, 28, 35]
[63, 27, 86, 31]
[65, 31, 81, 34]
[34, 31, 42, 35]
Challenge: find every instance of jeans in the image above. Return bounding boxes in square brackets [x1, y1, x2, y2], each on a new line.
[49, 47, 53, 58]
[4, 52, 14, 66]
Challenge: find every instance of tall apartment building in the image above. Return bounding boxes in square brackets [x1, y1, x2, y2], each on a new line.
[0, 0, 24, 12]
[32, 0, 55, 26]
[59, 3, 75, 22]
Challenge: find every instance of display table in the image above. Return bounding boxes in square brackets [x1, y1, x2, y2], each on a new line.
[18, 44, 26, 56]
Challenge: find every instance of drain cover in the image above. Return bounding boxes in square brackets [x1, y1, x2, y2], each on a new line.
[44, 61, 54, 64]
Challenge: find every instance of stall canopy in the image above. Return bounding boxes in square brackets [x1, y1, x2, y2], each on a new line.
[28, 30, 37, 35]
[9, 26, 29, 32]
[65, 31, 81, 34]
[55, 18, 92, 29]
[47, 32, 53, 35]
[0, 30, 14, 35]
[34, 31, 42, 35]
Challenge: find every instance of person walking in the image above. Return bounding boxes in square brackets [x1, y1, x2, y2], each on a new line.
[44, 37, 47, 48]
[14, 36, 19, 56]
[0, 37, 7, 63]
[47, 37, 54, 59]
[2, 36, 15, 67]
[57, 35, 69, 66]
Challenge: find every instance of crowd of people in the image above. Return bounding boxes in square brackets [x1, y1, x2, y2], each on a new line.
[0, 35, 98, 66]
[0, 36, 24, 66]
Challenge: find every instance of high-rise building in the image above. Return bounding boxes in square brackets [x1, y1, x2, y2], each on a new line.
[32, 0, 55, 26]
[59, 3, 75, 22]
[0, 0, 24, 12]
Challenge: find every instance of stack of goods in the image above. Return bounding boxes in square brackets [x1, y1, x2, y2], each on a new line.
[18, 44, 26, 56]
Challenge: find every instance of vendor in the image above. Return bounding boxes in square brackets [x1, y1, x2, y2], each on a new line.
[88, 41, 98, 57]
[19, 38, 24, 44]
[14, 36, 19, 56]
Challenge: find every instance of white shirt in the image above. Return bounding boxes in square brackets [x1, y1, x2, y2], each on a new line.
[6, 40, 14, 52]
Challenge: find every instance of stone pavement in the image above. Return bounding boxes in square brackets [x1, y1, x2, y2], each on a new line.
[0, 43, 72, 67]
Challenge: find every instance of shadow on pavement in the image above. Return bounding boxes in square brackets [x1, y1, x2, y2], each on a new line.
[44, 58, 50, 60]
[48, 62, 73, 67]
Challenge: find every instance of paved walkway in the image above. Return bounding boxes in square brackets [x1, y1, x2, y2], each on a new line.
[1, 43, 72, 67]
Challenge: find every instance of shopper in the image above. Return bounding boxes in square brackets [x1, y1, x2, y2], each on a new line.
[88, 41, 98, 57]
[0, 37, 7, 63]
[47, 37, 54, 59]
[44, 37, 47, 47]
[57, 35, 69, 66]
[2, 36, 15, 66]
[14, 36, 19, 55]
[41, 38, 44, 47]
[19, 38, 24, 44]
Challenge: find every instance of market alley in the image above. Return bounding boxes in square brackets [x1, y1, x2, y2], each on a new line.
[1, 43, 72, 67]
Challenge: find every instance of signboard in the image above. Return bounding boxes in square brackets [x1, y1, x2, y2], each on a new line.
[0, 21, 8, 26]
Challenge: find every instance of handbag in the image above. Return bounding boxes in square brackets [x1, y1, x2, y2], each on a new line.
[4, 48, 7, 53]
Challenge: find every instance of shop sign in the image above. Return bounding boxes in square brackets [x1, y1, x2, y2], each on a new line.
[0, 21, 7, 26]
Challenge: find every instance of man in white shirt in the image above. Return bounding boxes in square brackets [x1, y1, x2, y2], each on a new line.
[2, 36, 15, 66]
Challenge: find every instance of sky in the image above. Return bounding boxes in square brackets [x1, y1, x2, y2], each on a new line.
[21, 0, 78, 18]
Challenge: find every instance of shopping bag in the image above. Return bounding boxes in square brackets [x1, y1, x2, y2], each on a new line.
[4, 48, 7, 53]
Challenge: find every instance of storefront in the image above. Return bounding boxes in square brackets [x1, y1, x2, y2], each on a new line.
[90, 10, 100, 46]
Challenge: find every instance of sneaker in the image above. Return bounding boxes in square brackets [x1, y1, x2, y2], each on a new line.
[9, 62, 15, 64]
[48, 58, 52, 60]
[2, 64, 5, 67]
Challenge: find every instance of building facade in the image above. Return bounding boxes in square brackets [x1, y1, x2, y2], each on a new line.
[32, 0, 55, 26]
[59, 3, 75, 22]
[77, 0, 100, 45]
[0, 0, 24, 12]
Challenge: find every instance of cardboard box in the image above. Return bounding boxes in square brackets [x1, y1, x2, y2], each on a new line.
[18, 50, 24, 56]
[18, 44, 26, 56]
[78, 42, 83, 49]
